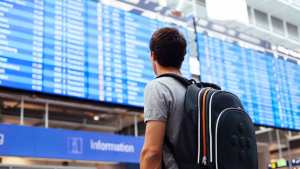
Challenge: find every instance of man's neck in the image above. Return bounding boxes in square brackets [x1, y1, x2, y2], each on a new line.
[156, 67, 181, 76]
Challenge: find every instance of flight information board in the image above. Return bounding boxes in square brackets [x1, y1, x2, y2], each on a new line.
[0, 0, 191, 107]
[198, 32, 300, 130]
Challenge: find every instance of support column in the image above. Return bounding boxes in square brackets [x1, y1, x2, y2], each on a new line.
[20, 96, 24, 125]
[276, 129, 282, 159]
[134, 115, 138, 137]
[45, 102, 49, 128]
[287, 131, 292, 169]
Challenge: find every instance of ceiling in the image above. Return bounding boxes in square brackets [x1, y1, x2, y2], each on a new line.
[155, 0, 300, 25]
[246, 0, 300, 27]
[152, 0, 300, 51]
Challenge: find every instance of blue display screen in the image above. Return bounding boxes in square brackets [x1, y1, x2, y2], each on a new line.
[198, 32, 300, 130]
[0, 0, 191, 107]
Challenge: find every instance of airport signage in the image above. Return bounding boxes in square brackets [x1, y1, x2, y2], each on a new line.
[292, 158, 300, 166]
[0, 124, 143, 163]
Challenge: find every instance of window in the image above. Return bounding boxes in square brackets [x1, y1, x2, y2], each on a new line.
[286, 22, 299, 40]
[271, 16, 284, 36]
[254, 9, 269, 30]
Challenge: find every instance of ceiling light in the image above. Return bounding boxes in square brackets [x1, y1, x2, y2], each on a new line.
[93, 115, 100, 121]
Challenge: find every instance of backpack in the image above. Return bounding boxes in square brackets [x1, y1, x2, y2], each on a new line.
[157, 73, 258, 169]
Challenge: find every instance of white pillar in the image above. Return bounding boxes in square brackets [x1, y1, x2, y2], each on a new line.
[45, 103, 49, 128]
[134, 115, 138, 137]
[20, 97, 24, 125]
[276, 129, 282, 159]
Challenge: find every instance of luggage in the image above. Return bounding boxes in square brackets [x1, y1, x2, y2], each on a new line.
[157, 73, 258, 169]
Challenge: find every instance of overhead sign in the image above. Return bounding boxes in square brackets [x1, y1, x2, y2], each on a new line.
[0, 0, 191, 108]
[197, 32, 300, 131]
[0, 124, 144, 163]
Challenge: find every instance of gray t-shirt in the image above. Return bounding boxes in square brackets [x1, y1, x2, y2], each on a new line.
[144, 76, 186, 169]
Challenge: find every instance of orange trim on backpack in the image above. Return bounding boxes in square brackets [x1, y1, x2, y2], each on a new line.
[201, 88, 210, 158]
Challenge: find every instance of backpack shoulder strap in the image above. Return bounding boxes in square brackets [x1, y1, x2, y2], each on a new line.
[157, 73, 221, 90]
[156, 73, 195, 87]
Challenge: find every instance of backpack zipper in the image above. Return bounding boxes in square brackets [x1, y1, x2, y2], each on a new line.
[201, 88, 210, 165]
[197, 88, 205, 164]
[208, 91, 219, 163]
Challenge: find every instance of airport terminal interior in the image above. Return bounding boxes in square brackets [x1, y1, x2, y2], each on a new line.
[0, 0, 299, 169]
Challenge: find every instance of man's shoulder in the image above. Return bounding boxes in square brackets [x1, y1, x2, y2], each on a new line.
[144, 78, 171, 96]
[143, 78, 175, 122]
[144, 77, 186, 100]
[146, 77, 180, 89]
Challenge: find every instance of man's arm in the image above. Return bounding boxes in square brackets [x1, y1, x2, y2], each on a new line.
[140, 120, 166, 169]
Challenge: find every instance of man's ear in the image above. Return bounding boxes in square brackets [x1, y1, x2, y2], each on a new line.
[151, 52, 157, 61]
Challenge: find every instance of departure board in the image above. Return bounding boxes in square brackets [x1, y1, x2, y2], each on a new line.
[0, 0, 191, 107]
[276, 56, 300, 129]
[198, 32, 300, 130]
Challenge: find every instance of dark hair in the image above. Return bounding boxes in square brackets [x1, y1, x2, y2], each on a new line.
[149, 27, 187, 69]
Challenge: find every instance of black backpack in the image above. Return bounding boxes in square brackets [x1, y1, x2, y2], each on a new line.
[157, 74, 258, 169]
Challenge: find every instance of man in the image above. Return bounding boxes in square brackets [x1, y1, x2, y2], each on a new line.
[140, 27, 187, 169]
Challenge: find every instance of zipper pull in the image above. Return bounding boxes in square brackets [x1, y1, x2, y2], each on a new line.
[202, 156, 207, 165]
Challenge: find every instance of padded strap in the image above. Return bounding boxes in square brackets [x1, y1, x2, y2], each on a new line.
[156, 73, 196, 87]
[157, 73, 221, 90]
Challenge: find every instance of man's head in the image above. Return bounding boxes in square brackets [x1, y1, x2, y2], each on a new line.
[149, 27, 187, 75]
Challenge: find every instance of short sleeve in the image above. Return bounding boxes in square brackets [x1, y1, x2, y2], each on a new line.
[144, 80, 172, 123]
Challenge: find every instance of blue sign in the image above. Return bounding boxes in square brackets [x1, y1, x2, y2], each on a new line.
[0, 124, 144, 163]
